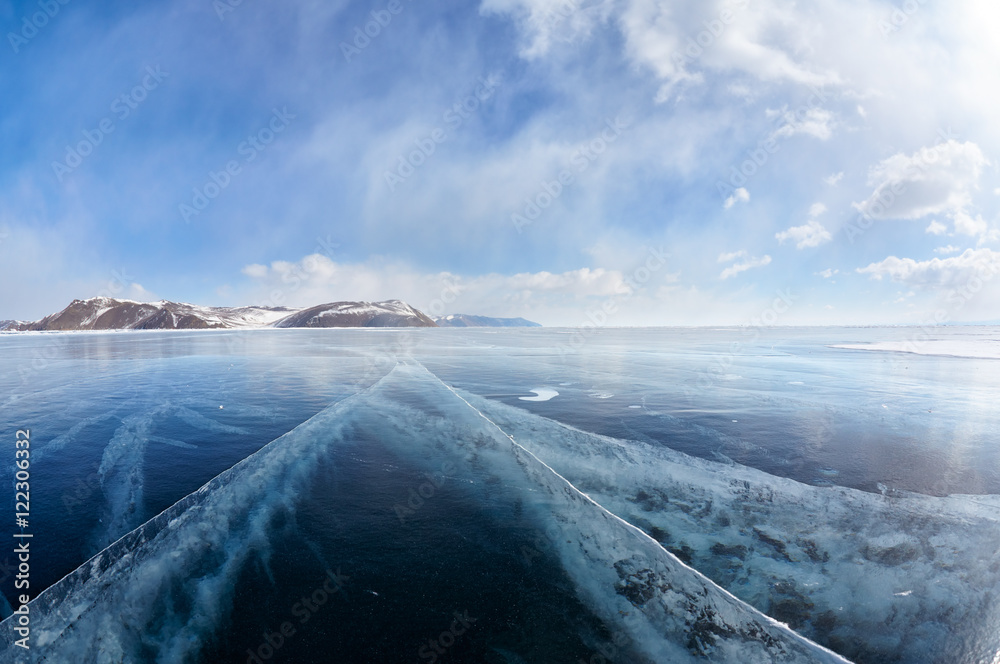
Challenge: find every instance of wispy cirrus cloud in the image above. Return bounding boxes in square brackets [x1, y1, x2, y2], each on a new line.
[719, 253, 771, 280]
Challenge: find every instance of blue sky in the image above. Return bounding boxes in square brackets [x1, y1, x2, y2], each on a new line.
[2, 0, 999, 325]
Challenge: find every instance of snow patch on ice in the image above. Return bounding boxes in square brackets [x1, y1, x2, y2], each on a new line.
[519, 388, 558, 402]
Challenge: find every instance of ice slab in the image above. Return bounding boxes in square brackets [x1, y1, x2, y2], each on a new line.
[0, 391, 362, 663]
[0, 362, 849, 663]
[465, 390, 1000, 664]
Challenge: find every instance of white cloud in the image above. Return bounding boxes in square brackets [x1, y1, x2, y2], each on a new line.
[926, 220, 948, 235]
[126, 283, 157, 302]
[717, 249, 746, 263]
[229, 250, 771, 326]
[720, 254, 771, 280]
[817, 268, 839, 278]
[236, 253, 663, 323]
[619, 0, 842, 99]
[242, 264, 269, 278]
[952, 210, 989, 237]
[479, 0, 609, 59]
[934, 245, 961, 255]
[824, 172, 844, 186]
[485, 0, 852, 104]
[853, 140, 988, 228]
[776, 219, 832, 249]
[504, 267, 627, 294]
[723, 187, 750, 209]
[857, 248, 1000, 289]
[770, 107, 835, 141]
[808, 202, 828, 217]
[727, 82, 754, 101]
[0, 220, 152, 320]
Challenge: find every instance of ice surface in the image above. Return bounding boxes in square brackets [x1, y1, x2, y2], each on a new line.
[0, 362, 849, 663]
[831, 339, 1000, 360]
[465, 391, 1000, 664]
[32, 412, 121, 464]
[0, 388, 363, 663]
[90, 404, 248, 551]
[94, 412, 154, 551]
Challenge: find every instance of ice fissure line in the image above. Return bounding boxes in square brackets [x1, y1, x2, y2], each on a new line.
[4, 362, 403, 625]
[421, 365, 854, 664]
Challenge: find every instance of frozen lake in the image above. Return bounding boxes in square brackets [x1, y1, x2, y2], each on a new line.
[1, 327, 998, 663]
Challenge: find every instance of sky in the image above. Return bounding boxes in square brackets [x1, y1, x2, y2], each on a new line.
[2, 0, 1000, 326]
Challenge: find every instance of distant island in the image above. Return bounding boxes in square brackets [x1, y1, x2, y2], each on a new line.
[0, 297, 540, 331]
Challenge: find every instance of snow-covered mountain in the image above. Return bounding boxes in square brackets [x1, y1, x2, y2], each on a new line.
[6, 298, 436, 331]
[433, 314, 541, 328]
[273, 300, 436, 328]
